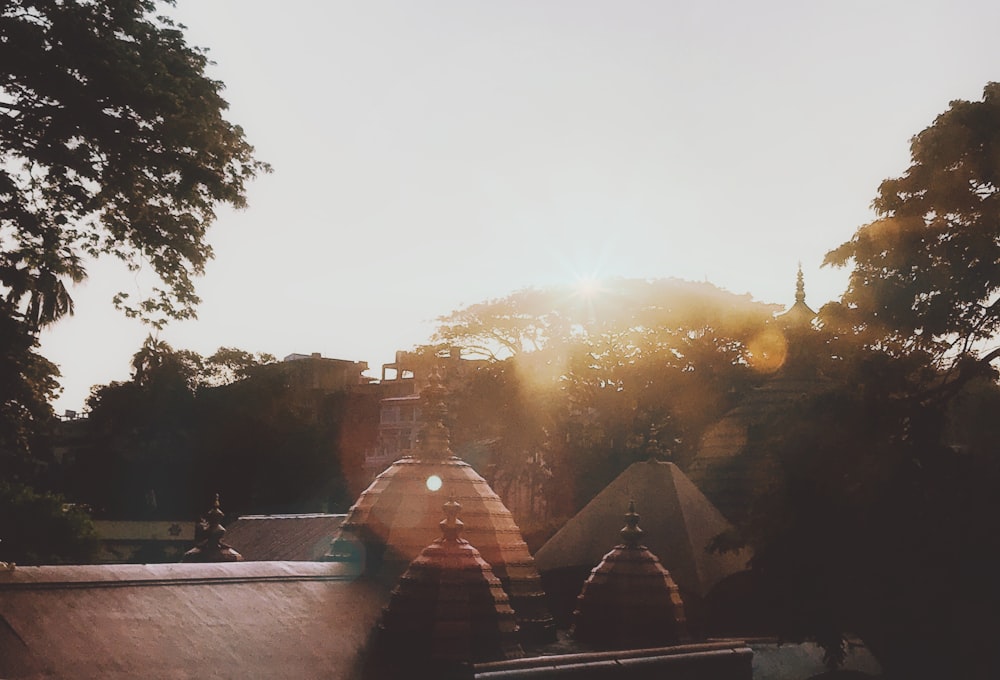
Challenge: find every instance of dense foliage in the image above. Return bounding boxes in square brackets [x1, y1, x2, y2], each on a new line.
[64, 340, 351, 519]
[737, 83, 1000, 679]
[0, 0, 266, 561]
[434, 278, 781, 515]
[1, 0, 268, 327]
[826, 83, 1000, 365]
[0, 481, 98, 565]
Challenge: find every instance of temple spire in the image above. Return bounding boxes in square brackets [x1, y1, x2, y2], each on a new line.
[620, 500, 644, 548]
[440, 498, 464, 542]
[795, 262, 806, 305]
[415, 367, 454, 461]
[181, 494, 243, 563]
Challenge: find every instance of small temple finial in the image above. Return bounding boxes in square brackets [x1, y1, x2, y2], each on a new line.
[416, 367, 454, 461]
[440, 498, 464, 541]
[182, 493, 243, 563]
[795, 262, 806, 304]
[620, 500, 644, 548]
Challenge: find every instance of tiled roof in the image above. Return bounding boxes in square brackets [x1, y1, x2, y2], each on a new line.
[224, 514, 346, 561]
[0, 562, 385, 680]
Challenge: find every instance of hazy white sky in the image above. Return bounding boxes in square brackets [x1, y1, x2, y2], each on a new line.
[39, 0, 1000, 412]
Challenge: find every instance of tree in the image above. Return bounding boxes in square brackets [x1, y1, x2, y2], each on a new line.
[825, 82, 1000, 373]
[737, 358, 1000, 679]
[72, 342, 349, 520]
[0, 481, 98, 564]
[0, 0, 267, 560]
[1, 0, 268, 328]
[432, 278, 780, 516]
[736, 83, 1000, 678]
[0, 301, 60, 482]
[433, 278, 779, 365]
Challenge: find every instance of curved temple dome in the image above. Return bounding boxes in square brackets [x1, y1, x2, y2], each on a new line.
[327, 370, 555, 641]
[370, 498, 524, 677]
[571, 501, 687, 649]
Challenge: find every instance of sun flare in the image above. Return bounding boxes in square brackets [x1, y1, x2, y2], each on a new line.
[574, 276, 602, 298]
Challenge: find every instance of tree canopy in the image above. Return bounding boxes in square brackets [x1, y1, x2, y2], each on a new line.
[0, 1, 266, 556]
[825, 82, 1000, 367]
[433, 278, 783, 515]
[433, 277, 779, 364]
[0, 0, 268, 328]
[736, 83, 1000, 678]
[70, 341, 350, 519]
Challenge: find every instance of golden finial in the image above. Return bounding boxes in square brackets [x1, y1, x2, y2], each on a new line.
[620, 500, 644, 547]
[795, 262, 806, 304]
[417, 367, 453, 461]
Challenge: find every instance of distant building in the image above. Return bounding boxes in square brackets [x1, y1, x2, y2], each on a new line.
[360, 347, 485, 478]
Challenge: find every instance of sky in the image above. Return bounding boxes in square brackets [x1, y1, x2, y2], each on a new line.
[38, 0, 1000, 413]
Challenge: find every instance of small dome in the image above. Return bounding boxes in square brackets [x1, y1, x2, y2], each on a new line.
[328, 370, 554, 641]
[181, 495, 243, 563]
[571, 501, 686, 649]
[373, 499, 524, 673]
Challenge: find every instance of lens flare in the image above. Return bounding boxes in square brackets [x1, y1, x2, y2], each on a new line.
[747, 328, 788, 374]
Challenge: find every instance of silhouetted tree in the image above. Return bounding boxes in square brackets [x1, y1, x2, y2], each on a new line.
[0, 302, 59, 483]
[826, 82, 1000, 374]
[72, 343, 350, 520]
[736, 84, 1000, 679]
[1, 0, 268, 328]
[0, 481, 98, 565]
[0, 0, 266, 557]
[434, 278, 779, 516]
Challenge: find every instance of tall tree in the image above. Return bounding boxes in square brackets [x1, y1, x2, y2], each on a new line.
[433, 278, 780, 515]
[0, 0, 268, 328]
[0, 0, 266, 549]
[738, 82, 1000, 678]
[825, 82, 1000, 376]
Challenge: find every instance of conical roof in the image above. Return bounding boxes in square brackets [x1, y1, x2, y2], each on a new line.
[181, 495, 243, 563]
[534, 460, 748, 597]
[373, 499, 524, 673]
[328, 370, 555, 641]
[571, 501, 686, 649]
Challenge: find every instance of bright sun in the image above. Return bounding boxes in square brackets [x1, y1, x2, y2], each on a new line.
[575, 276, 601, 298]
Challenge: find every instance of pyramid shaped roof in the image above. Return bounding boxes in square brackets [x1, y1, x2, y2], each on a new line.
[534, 460, 749, 597]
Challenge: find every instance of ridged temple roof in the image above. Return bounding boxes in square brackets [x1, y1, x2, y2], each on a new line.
[371, 499, 524, 674]
[571, 501, 687, 649]
[327, 370, 555, 642]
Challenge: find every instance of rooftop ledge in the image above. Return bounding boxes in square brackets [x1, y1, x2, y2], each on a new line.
[0, 560, 361, 590]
